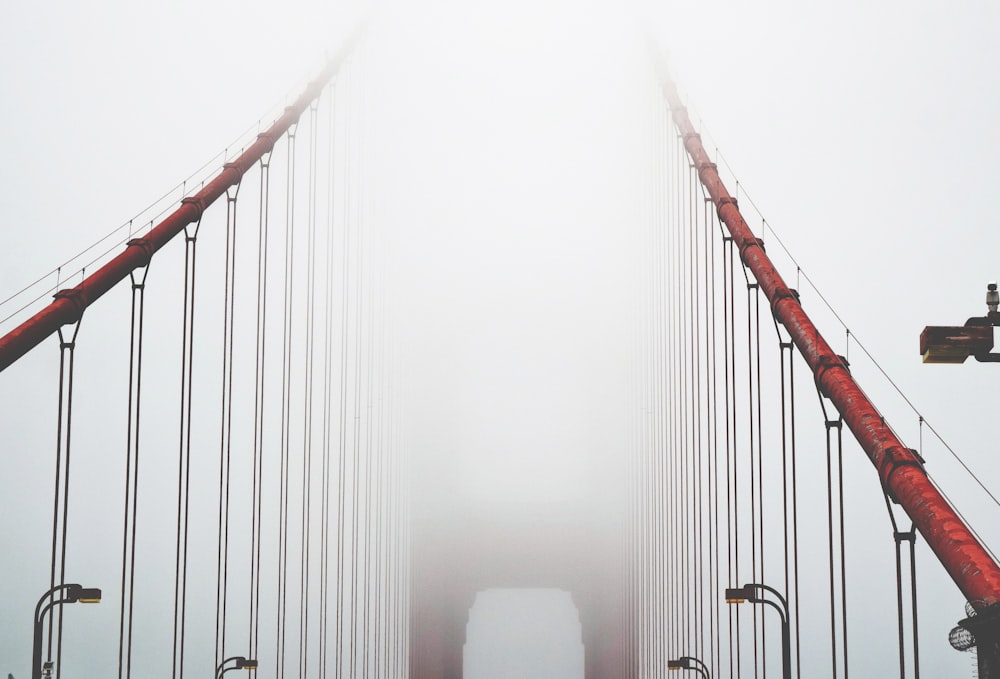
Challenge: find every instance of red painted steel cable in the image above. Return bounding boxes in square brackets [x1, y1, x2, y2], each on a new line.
[0, 29, 362, 374]
[660, 77, 1000, 611]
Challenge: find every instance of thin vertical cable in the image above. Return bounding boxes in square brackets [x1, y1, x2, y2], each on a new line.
[172, 214, 201, 679]
[216, 169, 242, 669]
[277, 121, 298, 679]
[837, 422, 850, 678]
[119, 259, 149, 679]
[335, 61, 354, 679]
[50, 317, 81, 679]
[249, 147, 272, 672]
[350, 55, 366, 679]
[788, 329, 802, 678]
[299, 97, 320, 679]
[320, 78, 338, 679]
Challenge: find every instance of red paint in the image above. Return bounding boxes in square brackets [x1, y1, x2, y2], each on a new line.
[0, 29, 361, 372]
[662, 79, 1000, 608]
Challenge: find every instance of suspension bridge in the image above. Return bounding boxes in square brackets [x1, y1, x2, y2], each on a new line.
[2, 5, 1000, 679]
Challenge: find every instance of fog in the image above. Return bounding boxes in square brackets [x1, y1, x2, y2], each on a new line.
[372, 0, 645, 534]
[368, 4, 649, 674]
[2, 0, 1000, 678]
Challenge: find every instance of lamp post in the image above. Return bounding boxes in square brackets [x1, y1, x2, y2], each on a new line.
[920, 282, 1000, 363]
[32, 583, 102, 679]
[921, 283, 1000, 677]
[215, 656, 258, 678]
[726, 583, 791, 679]
[667, 655, 710, 678]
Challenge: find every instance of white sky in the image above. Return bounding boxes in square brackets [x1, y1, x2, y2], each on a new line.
[2, 0, 1000, 677]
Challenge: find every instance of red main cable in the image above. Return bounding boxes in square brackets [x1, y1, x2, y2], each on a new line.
[659, 77, 1000, 610]
[0, 26, 363, 373]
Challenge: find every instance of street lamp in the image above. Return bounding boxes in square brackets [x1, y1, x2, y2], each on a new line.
[32, 583, 102, 679]
[215, 656, 258, 678]
[725, 583, 791, 679]
[920, 282, 1000, 363]
[667, 655, 710, 678]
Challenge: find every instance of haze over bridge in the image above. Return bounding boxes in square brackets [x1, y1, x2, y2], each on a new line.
[2, 4, 1000, 679]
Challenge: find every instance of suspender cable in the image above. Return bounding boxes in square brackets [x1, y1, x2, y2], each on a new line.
[373, 262, 387, 678]
[885, 491, 920, 679]
[249, 148, 271, 668]
[658, 95, 669, 676]
[669, 123, 681, 662]
[703, 190, 717, 674]
[362, 62, 376, 674]
[320, 79, 338, 679]
[335, 61, 354, 679]
[747, 282, 764, 679]
[775, 333, 802, 678]
[277, 121, 298, 679]
[789, 344, 802, 679]
[299, 98, 320, 679]
[350, 57, 365, 678]
[823, 416, 848, 678]
[725, 234, 739, 679]
[119, 256, 150, 679]
[837, 423, 850, 678]
[646, 89, 654, 674]
[681, 151, 692, 658]
[708, 188, 722, 677]
[50, 318, 81, 679]
[172, 215, 201, 679]
[376, 156, 389, 679]
[657, 96, 669, 676]
[215, 165, 242, 671]
[693, 161, 705, 663]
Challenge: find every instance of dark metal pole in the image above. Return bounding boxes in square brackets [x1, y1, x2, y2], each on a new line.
[215, 656, 243, 679]
[32, 584, 77, 679]
[32, 605, 46, 679]
[749, 584, 791, 679]
[781, 610, 791, 679]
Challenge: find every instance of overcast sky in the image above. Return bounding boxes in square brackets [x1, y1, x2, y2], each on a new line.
[2, 1, 1000, 677]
